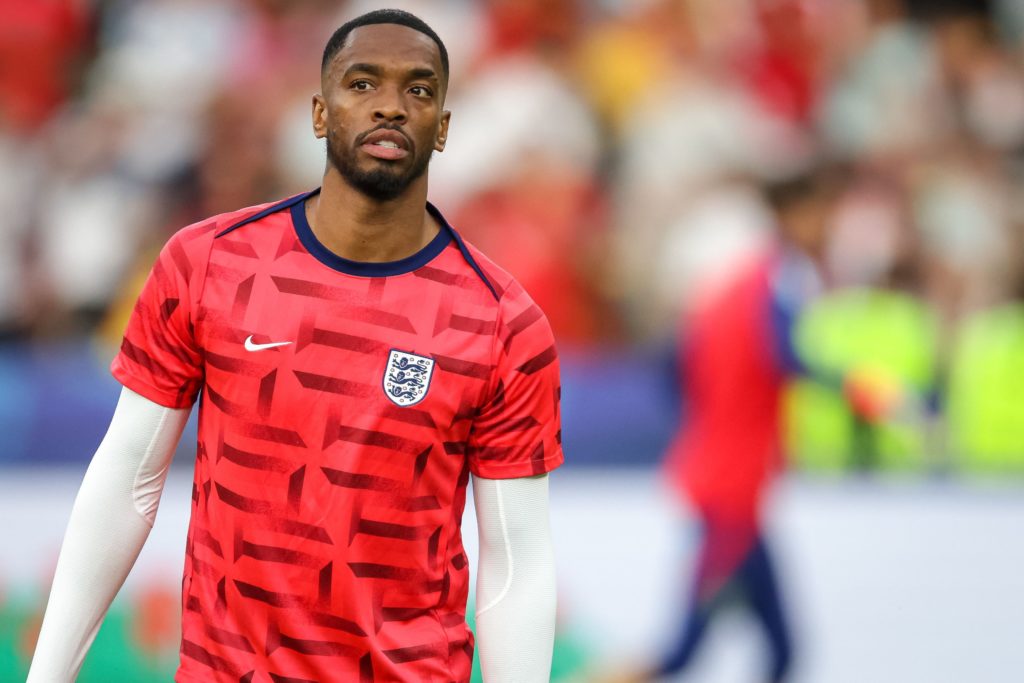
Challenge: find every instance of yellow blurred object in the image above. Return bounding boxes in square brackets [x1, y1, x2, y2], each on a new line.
[947, 303, 1024, 472]
[843, 365, 906, 424]
[95, 246, 160, 350]
[574, 21, 679, 131]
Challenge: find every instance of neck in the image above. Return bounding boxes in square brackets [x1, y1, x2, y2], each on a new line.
[306, 167, 438, 263]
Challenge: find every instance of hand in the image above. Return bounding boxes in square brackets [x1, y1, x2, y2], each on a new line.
[843, 366, 905, 423]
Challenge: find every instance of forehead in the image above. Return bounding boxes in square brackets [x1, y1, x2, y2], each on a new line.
[333, 23, 442, 75]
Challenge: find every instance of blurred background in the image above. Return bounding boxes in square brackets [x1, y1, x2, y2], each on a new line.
[2, 0, 1024, 681]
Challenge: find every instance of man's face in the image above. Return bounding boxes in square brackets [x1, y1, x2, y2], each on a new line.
[313, 23, 450, 201]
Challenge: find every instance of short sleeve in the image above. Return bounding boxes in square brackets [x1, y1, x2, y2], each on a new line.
[467, 286, 564, 479]
[110, 228, 209, 409]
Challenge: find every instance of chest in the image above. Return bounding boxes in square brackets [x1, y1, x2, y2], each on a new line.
[193, 262, 497, 440]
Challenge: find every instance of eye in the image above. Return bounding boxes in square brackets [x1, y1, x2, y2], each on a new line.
[409, 85, 433, 98]
[350, 80, 374, 91]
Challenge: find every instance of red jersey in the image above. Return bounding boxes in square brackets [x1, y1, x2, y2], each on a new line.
[111, 189, 564, 683]
[663, 255, 785, 525]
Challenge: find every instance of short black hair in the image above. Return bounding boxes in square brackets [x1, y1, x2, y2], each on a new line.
[321, 9, 449, 81]
[764, 164, 847, 213]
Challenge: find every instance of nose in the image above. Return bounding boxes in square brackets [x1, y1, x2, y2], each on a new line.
[372, 85, 407, 124]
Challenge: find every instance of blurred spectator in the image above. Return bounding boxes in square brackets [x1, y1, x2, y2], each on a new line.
[477, 0, 582, 61]
[932, 6, 1024, 150]
[945, 202, 1024, 472]
[431, 51, 601, 209]
[734, 0, 827, 125]
[819, 0, 954, 160]
[429, 43, 610, 344]
[574, 0, 696, 133]
[0, 0, 92, 132]
[0, 133, 43, 337]
[947, 295, 1024, 472]
[452, 153, 612, 345]
[0, 0, 93, 336]
[31, 100, 161, 334]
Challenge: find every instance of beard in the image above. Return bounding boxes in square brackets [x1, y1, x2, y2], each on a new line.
[326, 129, 431, 202]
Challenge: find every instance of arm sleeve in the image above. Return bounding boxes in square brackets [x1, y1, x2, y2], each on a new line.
[473, 474, 557, 683]
[467, 287, 564, 479]
[26, 387, 190, 683]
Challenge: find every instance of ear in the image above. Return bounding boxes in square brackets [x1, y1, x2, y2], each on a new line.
[312, 94, 328, 139]
[434, 110, 451, 152]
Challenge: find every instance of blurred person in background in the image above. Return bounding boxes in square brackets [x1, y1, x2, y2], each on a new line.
[787, 166, 940, 473]
[0, 0, 94, 338]
[610, 166, 843, 683]
[428, 0, 612, 345]
[27, 9, 563, 682]
[600, 0, 821, 340]
[945, 188, 1024, 471]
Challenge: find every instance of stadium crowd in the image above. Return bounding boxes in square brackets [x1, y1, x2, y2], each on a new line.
[2, 0, 1024, 472]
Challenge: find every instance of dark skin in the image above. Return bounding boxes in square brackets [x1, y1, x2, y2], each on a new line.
[309, 23, 451, 263]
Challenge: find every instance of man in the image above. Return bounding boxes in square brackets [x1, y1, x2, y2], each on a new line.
[618, 170, 840, 683]
[28, 9, 561, 683]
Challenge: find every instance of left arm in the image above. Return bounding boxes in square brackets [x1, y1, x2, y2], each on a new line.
[473, 473, 557, 683]
[467, 282, 563, 680]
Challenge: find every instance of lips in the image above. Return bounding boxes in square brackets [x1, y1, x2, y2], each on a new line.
[359, 128, 411, 160]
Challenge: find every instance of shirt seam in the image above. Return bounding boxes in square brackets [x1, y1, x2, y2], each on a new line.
[191, 224, 219, 358]
[480, 290, 508, 409]
[471, 452, 564, 479]
[112, 365, 190, 410]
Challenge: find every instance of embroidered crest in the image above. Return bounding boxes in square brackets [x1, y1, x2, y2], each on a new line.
[383, 350, 435, 407]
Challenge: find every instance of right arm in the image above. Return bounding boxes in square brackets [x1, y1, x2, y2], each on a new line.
[27, 386, 189, 682]
[473, 473, 557, 682]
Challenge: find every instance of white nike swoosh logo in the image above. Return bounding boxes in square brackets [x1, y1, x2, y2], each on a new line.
[244, 335, 293, 352]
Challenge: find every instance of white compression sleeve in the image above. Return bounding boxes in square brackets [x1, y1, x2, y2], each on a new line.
[472, 474, 557, 683]
[27, 387, 189, 682]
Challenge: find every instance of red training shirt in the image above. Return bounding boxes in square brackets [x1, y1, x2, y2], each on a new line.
[111, 189, 564, 683]
[663, 255, 785, 527]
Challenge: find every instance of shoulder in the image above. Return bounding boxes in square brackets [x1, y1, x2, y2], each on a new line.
[454, 236, 544, 321]
[150, 199, 289, 293]
[454, 238, 556, 366]
[184, 197, 293, 244]
[161, 198, 291, 267]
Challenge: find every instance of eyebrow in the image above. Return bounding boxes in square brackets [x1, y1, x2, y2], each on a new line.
[344, 63, 382, 78]
[342, 63, 439, 83]
[407, 68, 439, 83]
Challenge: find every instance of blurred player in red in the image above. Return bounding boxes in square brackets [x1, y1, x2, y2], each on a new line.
[634, 169, 841, 683]
[28, 10, 561, 683]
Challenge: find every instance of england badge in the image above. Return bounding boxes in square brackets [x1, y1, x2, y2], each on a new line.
[383, 349, 435, 407]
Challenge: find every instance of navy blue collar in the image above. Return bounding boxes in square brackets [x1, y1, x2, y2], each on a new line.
[216, 187, 499, 299]
[289, 188, 453, 277]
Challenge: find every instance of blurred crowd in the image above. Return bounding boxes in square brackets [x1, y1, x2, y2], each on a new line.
[2, 0, 1024, 471]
